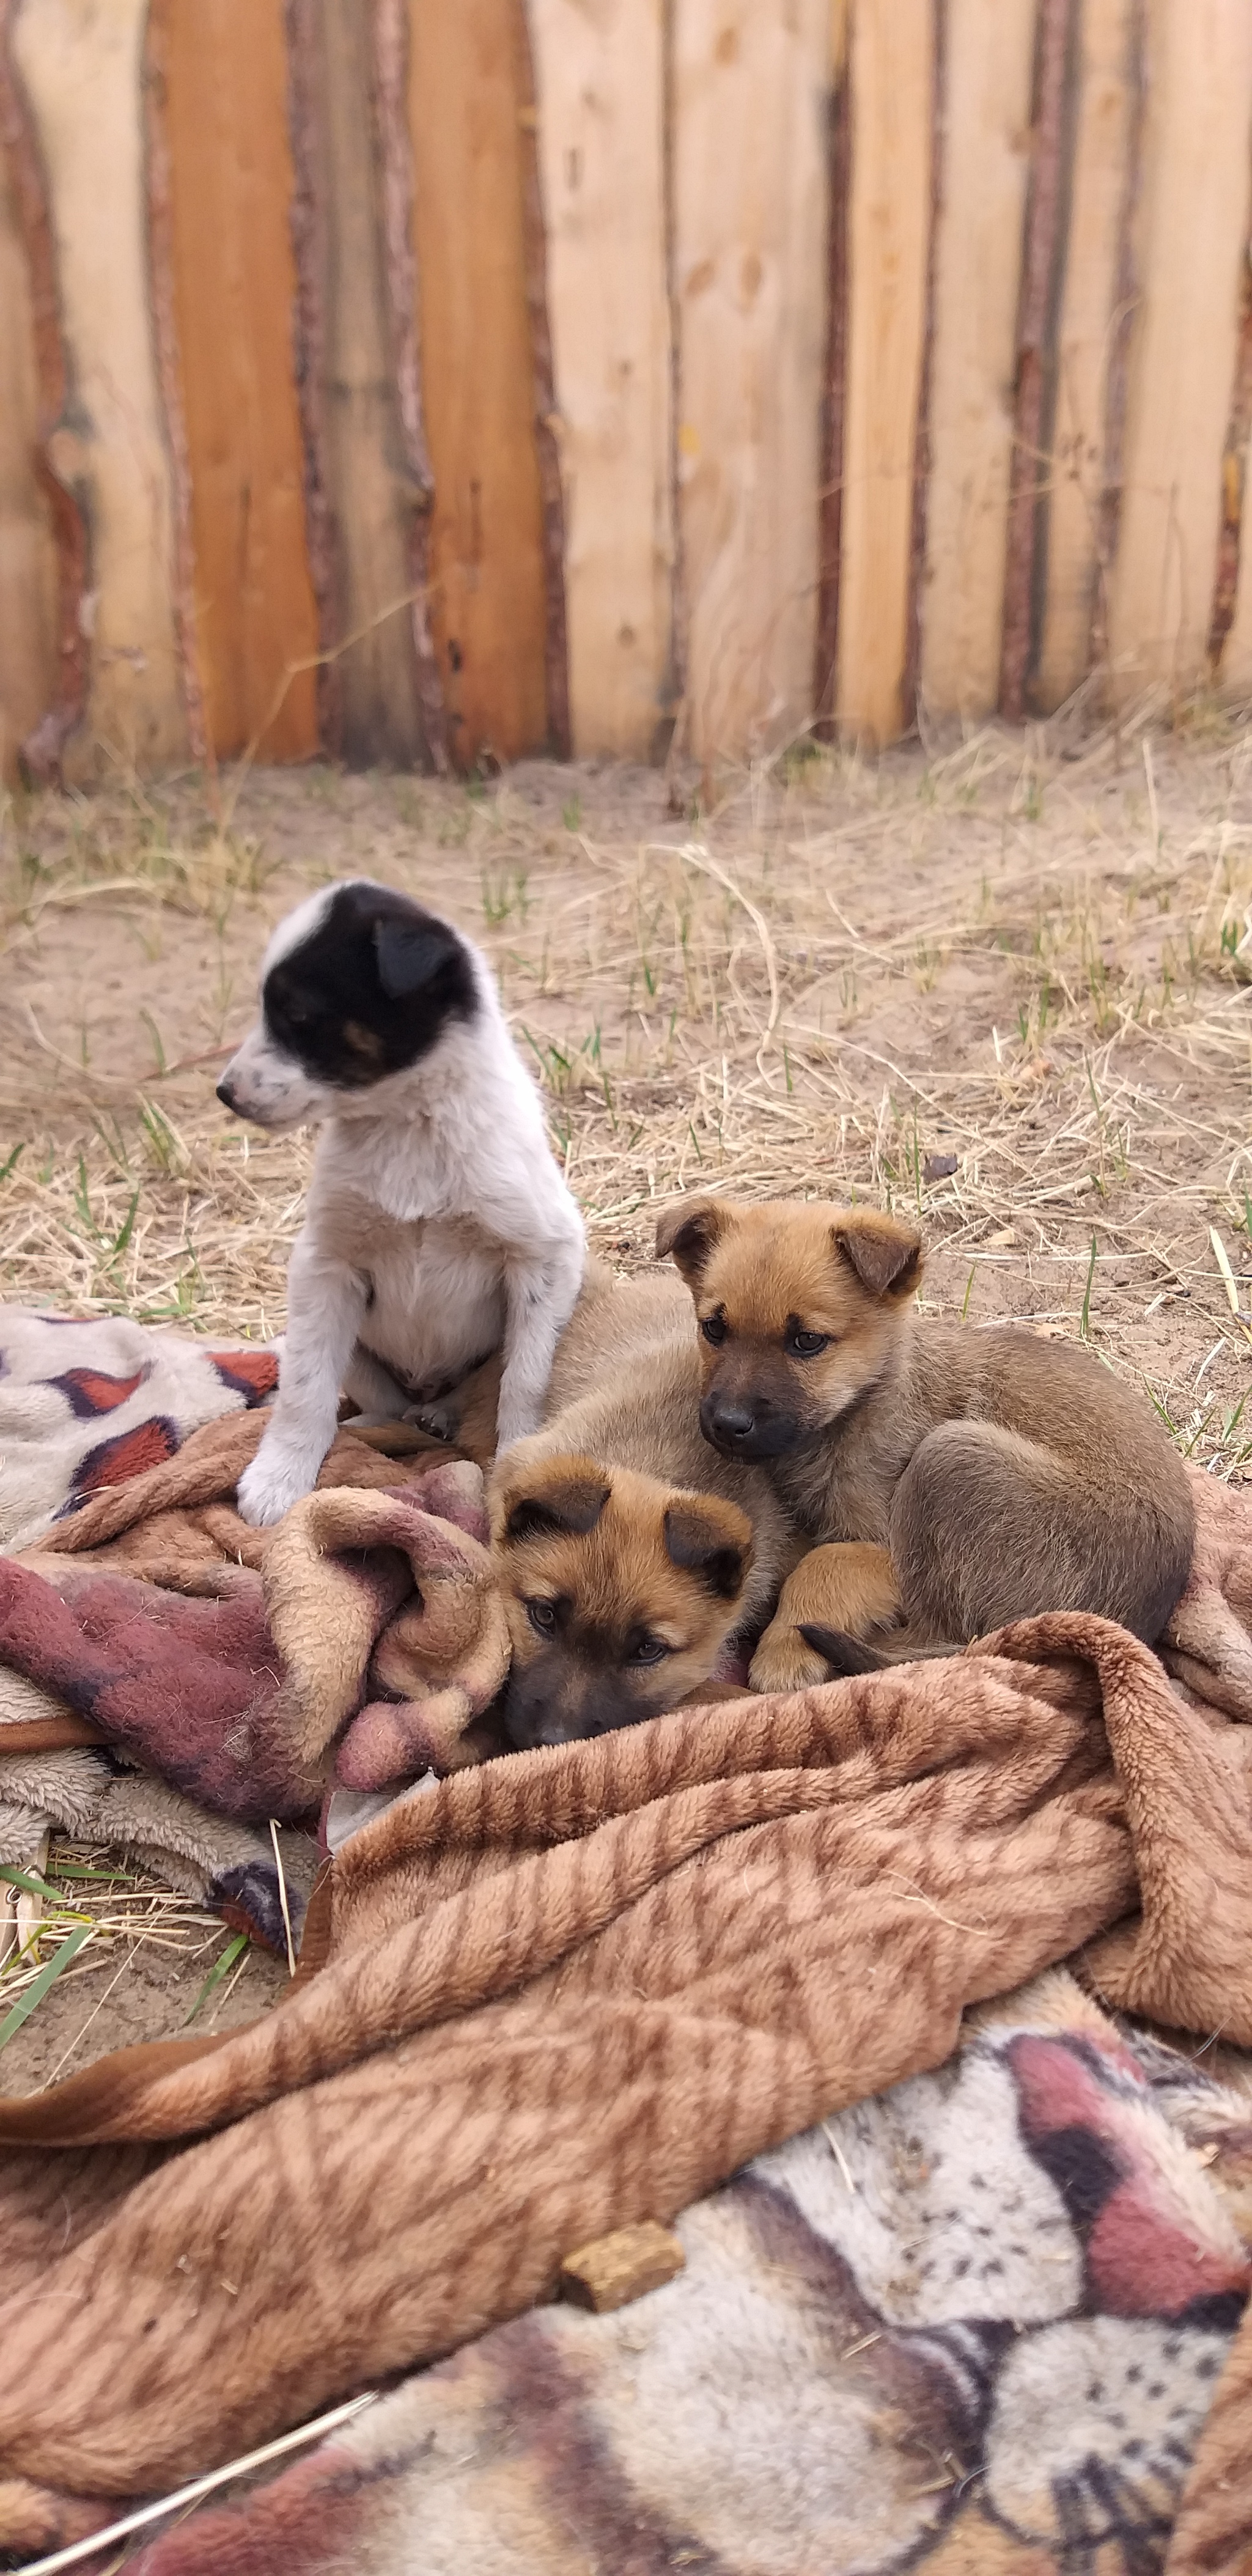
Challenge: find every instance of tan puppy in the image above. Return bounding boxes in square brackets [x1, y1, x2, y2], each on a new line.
[489, 1264, 798, 1746]
[658, 1196, 1196, 1691]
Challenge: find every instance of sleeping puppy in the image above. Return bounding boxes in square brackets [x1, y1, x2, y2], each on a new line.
[490, 1266, 799, 1747]
[659, 1195, 1195, 1690]
[217, 879, 585, 1527]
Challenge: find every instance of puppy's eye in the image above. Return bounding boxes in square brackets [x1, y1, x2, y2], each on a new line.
[701, 1313, 727, 1346]
[788, 1328, 831, 1359]
[628, 1636, 671, 1666]
[525, 1598, 558, 1637]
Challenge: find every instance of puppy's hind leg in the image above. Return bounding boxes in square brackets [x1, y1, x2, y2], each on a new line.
[425, 1352, 503, 1466]
[749, 1543, 902, 1694]
[341, 1345, 411, 1423]
[889, 1419, 1120, 1642]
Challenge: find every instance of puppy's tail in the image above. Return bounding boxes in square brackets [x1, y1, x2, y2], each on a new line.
[797, 1622, 961, 1675]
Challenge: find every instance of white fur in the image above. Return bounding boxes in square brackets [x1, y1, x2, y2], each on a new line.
[221, 890, 585, 1527]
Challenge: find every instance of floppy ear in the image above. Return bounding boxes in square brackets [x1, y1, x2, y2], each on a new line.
[498, 1457, 611, 1545]
[831, 1211, 923, 1301]
[655, 1196, 732, 1284]
[663, 1496, 753, 1601]
[374, 914, 463, 1002]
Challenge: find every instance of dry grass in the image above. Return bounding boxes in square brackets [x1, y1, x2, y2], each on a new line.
[0, 1840, 285, 2091]
[2, 707, 1252, 1474]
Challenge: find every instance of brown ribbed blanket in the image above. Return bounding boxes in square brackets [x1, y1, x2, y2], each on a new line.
[1, 1503, 1252, 2556]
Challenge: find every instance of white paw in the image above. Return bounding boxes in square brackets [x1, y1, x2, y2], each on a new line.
[237, 1446, 322, 1528]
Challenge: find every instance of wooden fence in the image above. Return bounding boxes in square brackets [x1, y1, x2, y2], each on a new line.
[1, 0, 1251, 785]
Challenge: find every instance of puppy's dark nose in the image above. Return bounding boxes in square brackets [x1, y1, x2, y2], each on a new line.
[704, 1397, 756, 1447]
[216, 1078, 237, 1110]
[505, 1706, 573, 1752]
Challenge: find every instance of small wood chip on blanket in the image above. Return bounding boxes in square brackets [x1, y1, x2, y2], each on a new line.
[559, 2221, 686, 2311]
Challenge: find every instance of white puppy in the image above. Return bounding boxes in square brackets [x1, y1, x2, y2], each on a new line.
[217, 879, 585, 1527]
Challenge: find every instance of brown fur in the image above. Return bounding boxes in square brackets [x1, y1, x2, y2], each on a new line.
[489, 1264, 798, 1745]
[658, 1196, 1196, 1692]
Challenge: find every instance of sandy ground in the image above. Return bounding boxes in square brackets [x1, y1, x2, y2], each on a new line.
[1, 711, 1251, 2080]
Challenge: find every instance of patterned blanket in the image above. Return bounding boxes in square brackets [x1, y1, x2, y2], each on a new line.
[83, 1974, 1250, 2576]
[0, 1303, 281, 1552]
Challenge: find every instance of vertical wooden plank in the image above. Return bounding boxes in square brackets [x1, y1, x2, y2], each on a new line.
[286, 0, 446, 770]
[0, 97, 57, 776]
[835, 0, 933, 747]
[527, 0, 672, 759]
[514, 0, 570, 758]
[1034, 0, 1142, 710]
[1106, 0, 1252, 703]
[144, 1, 207, 768]
[900, 0, 944, 730]
[12, 0, 188, 775]
[160, 0, 319, 762]
[919, 0, 1034, 721]
[813, 0, 851, 732]
[375, 0, 447, 771]
[408, 0, 550, 769]
[998, 0, 1081, 723]
[671, 0, 830, 769]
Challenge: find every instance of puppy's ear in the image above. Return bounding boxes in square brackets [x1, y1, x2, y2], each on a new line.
[374, 914, 463, 1002]
[663, 1496, 753, 1601]
[831, 1211, 923, 1301]
[655, 1196, 732, 1283]
[498, 1456, 611, 1545]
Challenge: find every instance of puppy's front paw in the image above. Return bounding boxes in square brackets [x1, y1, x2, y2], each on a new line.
[749, 1617, 841, 1697]
[237, 1447, 320, 1528]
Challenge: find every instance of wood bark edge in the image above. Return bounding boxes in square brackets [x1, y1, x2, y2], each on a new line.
[0, 0, 89, 783]
[813, 29, 852, 736]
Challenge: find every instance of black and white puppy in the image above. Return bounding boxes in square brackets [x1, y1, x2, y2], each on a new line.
[217, 879, 585, 1527]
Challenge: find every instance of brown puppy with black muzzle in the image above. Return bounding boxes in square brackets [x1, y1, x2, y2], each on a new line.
[657, 1195, 1196, 1692]
[489, 1265, 798, 1748]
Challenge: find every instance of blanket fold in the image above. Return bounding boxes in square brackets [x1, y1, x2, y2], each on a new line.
[0, 1310, 478, 1908]
[0, 1452, 509, 1819]
[0, 1609, 1248, 2511]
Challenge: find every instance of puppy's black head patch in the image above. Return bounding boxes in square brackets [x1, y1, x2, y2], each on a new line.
[263, 882, 478, 1089]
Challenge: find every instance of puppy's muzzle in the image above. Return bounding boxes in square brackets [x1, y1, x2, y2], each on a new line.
[503, 1669, 587, 1752]
[699, 1392, 803, 1462]
[503, 1655, 652, 1751]
[216, 1076, 238, 1113]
